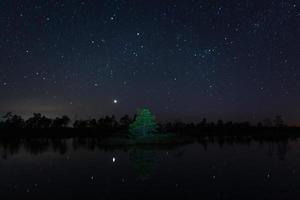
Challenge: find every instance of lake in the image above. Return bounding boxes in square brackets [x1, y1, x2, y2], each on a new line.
[0, 136, 299, 199]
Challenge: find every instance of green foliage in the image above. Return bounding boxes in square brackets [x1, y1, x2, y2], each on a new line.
[129, 109, 158, 137]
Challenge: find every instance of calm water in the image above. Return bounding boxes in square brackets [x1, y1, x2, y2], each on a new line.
[0, 137, 299, 199]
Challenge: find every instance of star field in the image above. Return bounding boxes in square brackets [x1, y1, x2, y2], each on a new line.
[0, 0, 299, 124]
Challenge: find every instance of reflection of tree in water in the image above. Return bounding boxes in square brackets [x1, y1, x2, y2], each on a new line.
[0, 138, 68, 159]
[129, 148, 159, 180]
[267, 140, 289, 160]
[0, 139, 22, 159]
[0, 137, 295, 161]
[51, 139, 68, 154]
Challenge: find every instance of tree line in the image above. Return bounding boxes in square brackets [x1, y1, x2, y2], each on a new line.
[0, 112, 287, 131]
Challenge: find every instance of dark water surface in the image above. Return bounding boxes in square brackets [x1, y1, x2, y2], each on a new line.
[0, 137, 299, 199]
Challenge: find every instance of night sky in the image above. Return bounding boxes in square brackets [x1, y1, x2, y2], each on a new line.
[0, 0, 299, 124]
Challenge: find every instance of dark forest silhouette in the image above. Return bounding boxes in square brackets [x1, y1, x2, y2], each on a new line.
[0, 112, 298, 138]
[0, 112, 288, 128]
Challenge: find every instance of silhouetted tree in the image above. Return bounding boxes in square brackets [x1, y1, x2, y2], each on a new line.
[2, 112, 13, 120]
[98, 115, 118, 130]
[2, 112, 25, 128]
[217, 120, 224, 127]
[120, 115, 132, 128]
[209, 122, 215, 127]
[274, 115, 284, 127]
[173, 120, 185, 131]
[61, 115, 71, 127]
[257, 122, 263, 128]
[73, 120, 89, 129]
[52, 115, 70, 128]
[239, 121, 250, 128]
[88, 119, 97, 128]
[225, 121, 233, 128]
[263, 118, 273, 127]
[201, 118, 207, 126]
[26, 113, 52, 129]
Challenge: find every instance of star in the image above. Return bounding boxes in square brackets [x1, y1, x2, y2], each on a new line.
[0, 0, 298, 126]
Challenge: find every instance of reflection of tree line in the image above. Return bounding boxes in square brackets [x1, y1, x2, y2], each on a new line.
[0, 136, 292, 160]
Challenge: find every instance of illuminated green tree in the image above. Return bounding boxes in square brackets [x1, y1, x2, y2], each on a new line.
[129, 109, 158, 137]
